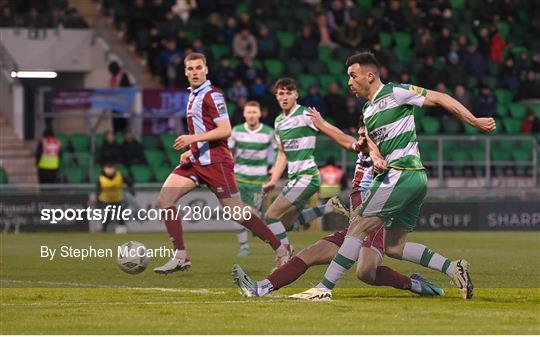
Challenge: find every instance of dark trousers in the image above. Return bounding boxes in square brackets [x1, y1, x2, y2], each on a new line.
[38, 169, 58, 184]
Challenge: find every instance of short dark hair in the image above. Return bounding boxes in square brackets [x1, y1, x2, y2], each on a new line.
[184, 52, 207, 65]
[345, 52, 381, 69]
[273, 77, 298, 93]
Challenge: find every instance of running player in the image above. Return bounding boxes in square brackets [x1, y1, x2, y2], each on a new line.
[294, 52, 496, 300]
[262, 78, 347, 267]
[228, 101, 275, 256]
[232, 123, 443, 298]
[153, 53, 291, 274]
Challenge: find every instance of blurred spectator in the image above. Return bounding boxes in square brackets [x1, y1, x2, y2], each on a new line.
[126, 0, 149, 49]
[499, 57, 520, 91]
[383, 0, 406, 31]
[439, 52, 467, 88]
[172, 0, 197, 24]
[415, 28, 436, 58]
[293, 25, 318, 60]
[157, 10, 183, 40]
[108, 61, 132, 132]
[319, 156, 345, 199]
[399, 72, 411, 84]
[327, 0, 350, 35]
[202, 12, 221, 44]
[436, 27, 452, 58]
[473, 86, 497, 118]
[359, 16, 379, 47]
[98, 131, 121, 166]
[121, 130, 146, 166]
[372, 43, 394, 69]
[0, 6, 14, 27]
[50, 6, 64, 28]
[454, 84, 472, 109]
[147, 0, 168, 22]
[302, 84, 326, 115]
[62, 7, 88, 28]
[35, 128, 62, 184]
[515, 51, 531, 78]
[175, 29, 189, 50]
[232, 26, 258, 59]
[404, 0, 425, 28]
[476, 27, 491, 56]
[490, 30, 506, 63]
[462, 43, 487, 76]
[191, 38, 207, 55]
[220, 17, 238, 44]
[533, 52, 540, 73]
[235, 57, 262, 86]
[238, 11, 256, 33]
[250, 78, 267, 99]
[147, 27, 164, 77]
[228, 79, 249, 104]
[232, 97, 248, 126]
[521, 109, 540, 133]
[516, 70, 540, 101]
[416, 56, 438, 89]
[257, 25, 277, 58]
[339, 96, 363, 134]
[324, 82, 347, 128]
[338, 19, 361, 49]
[27, 6, 49, 28]
[314, 14, 336, 48]
[214, 57, 236, 89]
[155, 40, 183, 87]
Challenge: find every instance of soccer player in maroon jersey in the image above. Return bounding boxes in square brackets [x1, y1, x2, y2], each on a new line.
[154, 53, 291, 274]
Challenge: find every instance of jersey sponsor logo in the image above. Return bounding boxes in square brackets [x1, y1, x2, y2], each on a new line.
[409, 85, 423, 95]
[283, 139, 300, 149]
[369, 128, 386, 143]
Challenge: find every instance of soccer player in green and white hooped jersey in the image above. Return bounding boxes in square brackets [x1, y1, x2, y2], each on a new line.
[228, 101, 275, 257]
[294, 52, 496, 301]
[262, 78, 348, 268]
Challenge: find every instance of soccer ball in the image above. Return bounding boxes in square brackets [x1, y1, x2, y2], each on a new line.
[116, 241, 149, 274]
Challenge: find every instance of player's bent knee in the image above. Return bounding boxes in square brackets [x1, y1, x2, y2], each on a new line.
[384, 245, 404, 259]
[156, 193, 173, 209]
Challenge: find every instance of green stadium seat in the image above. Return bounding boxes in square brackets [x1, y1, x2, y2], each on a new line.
[64, 168, 86, 183]
[307, 60, 328, 74]
[491, 148, 512, 161]
[492, 117, 504, 134]
[393, 32, 412, 48]
[528, 103, 540, 118]
[115, 132, 124, 144]
[144, 150, 165, 168]
[509, 103, 527, 119]
[226, 102, 237, 117]
[494, 88, 513, 105]
[166, 150, 180, 166]
[130, 165, 153, 183]
[357, 0, 373, 8]
[497, 21, 511, 39]
[74, 152, 92, 170]
[95, 133, 105, 149]
[512, 149, 532, 162]
[470, 149, 485, 162]
[160, 134, 176, 149]
[420, 148, 437, 162]
[318, 46, 333, 62]
[319, 74, 336, 91]
[298, 74, 318, 90]
[463, 123, 480, 134]
[503, 118, 521, 134]
[70, 134, 90, 153]
[450, 0, 466, 10]
[420, 116, 441, 134]
[327, 60, 344, 76]
[56, 134, 69, 148]
[496, 104, 508, 117]
[379, 32, 392, 48]
[441, 117, 462, 134]
[264, 58, 285, 77]
[0, 167, 7, 184]
[287, 59, 304, 76]
[210, 44, 231, 60]
[152, 166, 171, 182]
[276, 31, 295, 48]
[142, 135, 161, 149]
[116, 164, 130, 179]
[394, 47, 413, 63]
[90, 167, 101, 183]
[448, 149, 468, 162]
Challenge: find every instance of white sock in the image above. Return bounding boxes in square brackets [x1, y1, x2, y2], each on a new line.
[174, 249, 187, 260]
[402, 243, 454, 277]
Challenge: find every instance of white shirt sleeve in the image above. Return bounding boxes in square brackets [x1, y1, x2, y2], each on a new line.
[228, 131, 236, 149]
[393, 84, 427, 107]
[302, 110, 319, 131]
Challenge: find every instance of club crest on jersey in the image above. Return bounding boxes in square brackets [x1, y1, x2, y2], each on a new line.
[217, 103, 227, 116]
[378, 99, 387, 109]
[409, 85, 423, 95]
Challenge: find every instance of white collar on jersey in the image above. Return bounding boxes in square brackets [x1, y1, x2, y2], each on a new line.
[190, 80, 211, 94]
[370, 83, 385, 103]
[283, 104, 300, 118]
[244, 122, 263, 133]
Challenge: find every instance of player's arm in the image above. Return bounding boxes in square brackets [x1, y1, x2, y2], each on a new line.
[174, 119, 232, 149]
[423, 90, 496, 133]
[356, 129, 387, 173]
[263, 145, 287, 193]
[307, 107, 357, 151]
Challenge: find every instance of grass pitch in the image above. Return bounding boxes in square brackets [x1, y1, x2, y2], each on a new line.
[1, 231, 539, 334]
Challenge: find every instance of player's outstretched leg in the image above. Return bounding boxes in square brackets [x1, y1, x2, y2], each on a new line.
[154, 174, 196, 274]
[385, 229, 473, 299]
[291, 196, 349, 230]
[234, 224, 250, 257]
[232, 239, 338, 297]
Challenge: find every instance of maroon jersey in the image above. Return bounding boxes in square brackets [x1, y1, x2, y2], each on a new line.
[186, 80, 233, 166]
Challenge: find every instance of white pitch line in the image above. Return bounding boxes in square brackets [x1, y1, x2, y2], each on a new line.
[1, 300, 277, 307]
[1, 279, 226, 294]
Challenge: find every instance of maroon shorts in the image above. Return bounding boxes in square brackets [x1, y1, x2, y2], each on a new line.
[172, 161, 239, 199]
[322, 226, 384, 256]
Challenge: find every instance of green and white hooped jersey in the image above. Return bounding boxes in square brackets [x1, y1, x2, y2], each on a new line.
[274, 105, 320, 179]
[363, 83, 427, 170]
[228, 123, 274, 185]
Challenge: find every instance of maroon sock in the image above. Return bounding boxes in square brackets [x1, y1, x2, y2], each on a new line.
[242, 213, 281, 250]
[267, 257, 308, 290]
[163, 206, 185, 250]
[373, 266, 412, 290]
